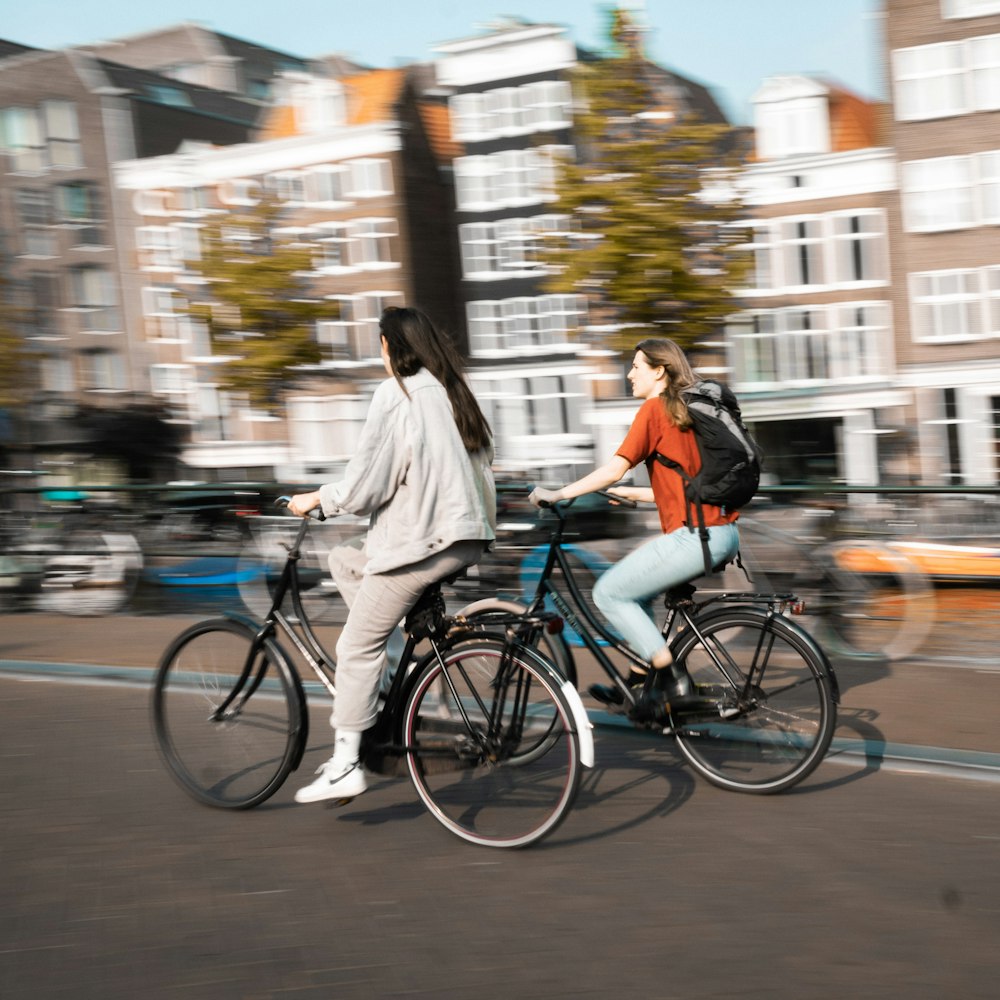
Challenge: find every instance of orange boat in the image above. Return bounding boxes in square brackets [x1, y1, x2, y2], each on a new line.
[833, 540, 1000, 583]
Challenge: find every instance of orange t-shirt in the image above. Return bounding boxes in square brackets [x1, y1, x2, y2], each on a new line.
[616, 397, 740, 535]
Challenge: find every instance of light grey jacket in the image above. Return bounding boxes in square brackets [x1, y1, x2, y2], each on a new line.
[318, 368, 496, 574]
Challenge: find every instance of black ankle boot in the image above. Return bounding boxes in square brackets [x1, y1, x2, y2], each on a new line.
[588, 670, 647, 707]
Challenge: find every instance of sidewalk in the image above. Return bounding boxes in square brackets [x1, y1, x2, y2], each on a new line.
[4, 609, 1000, 757]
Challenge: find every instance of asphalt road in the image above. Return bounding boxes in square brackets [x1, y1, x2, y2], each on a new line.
[2, 674, 999, 1000]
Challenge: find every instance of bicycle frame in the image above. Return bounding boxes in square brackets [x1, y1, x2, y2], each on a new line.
[519, 498, 817, 712]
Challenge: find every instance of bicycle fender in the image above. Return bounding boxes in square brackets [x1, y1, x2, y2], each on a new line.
[560, 678, 595, 768]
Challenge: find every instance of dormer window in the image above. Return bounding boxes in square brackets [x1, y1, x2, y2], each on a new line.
[752, 77, 831, 160]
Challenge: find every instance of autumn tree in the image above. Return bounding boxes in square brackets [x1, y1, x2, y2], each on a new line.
[543, 8, 749, 352]
[189, 196, 338, 410]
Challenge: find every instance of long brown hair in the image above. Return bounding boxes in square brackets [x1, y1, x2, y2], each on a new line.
[379, 306, 493, 453]
[634, 338, 698, 430]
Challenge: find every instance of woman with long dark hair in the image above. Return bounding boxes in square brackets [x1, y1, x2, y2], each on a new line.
[529, 338, 740, 710]
[288, 306, 495, 804]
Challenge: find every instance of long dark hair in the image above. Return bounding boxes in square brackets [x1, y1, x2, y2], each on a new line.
[634, 337, 698, 430]
[379, 306, 492, 453]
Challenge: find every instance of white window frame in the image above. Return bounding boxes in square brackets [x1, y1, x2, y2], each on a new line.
[828, 209, 888, 286]
[466, 293, 586, 357]
[901, 155, 976, 232]
[969, 33, 1000, 111]
[149, 364, 194, 396]
[909, 268, 988, 343]
[351, 217, 397, 269]
[892, 42, 968, 121]
[943, 0, 1000, 18]
[346, 159, 392, 198]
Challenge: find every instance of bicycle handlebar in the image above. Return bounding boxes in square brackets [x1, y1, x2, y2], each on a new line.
[534, 489, 639, 511]
[275, 495, 327, 521]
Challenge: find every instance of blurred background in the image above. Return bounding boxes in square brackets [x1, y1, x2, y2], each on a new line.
[0, 0, 996, 663]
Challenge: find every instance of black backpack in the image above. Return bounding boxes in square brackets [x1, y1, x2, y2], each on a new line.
[653, 380, 762, 574]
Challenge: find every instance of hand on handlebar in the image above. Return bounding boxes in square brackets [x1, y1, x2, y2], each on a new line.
[528, 486, 562, 509]
[280, 492, 325, 520]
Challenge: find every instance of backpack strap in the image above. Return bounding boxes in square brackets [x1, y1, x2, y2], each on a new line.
[652, 451, 714, 576]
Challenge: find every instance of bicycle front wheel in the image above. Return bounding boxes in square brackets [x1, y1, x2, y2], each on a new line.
[670, 607, 836, 794]
[403, 639, 582, 848]
[807, 540, 934, 662]
[152, 618, 307, 809]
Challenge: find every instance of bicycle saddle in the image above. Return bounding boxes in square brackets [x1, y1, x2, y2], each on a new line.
[404, 583, 449, 640]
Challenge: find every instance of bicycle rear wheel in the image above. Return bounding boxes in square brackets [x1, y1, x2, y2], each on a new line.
[670, 607, 836, 794]
[152, 618, 307, 808]
[403, 639, 582, 848]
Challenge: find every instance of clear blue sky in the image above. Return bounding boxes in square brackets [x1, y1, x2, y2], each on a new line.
[4, 0, 886, 125]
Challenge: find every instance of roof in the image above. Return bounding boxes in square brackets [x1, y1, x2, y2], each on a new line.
[418, 100, 463, 162]
[344, 68, 406, 125]
[97, 59, 263, 126]
[0, 39, 37, 60]
[827, 85, 882, 152]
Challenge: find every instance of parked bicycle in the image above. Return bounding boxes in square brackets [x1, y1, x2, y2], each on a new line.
[734, 503, 935, 662]
[151, 498, 593, 849]
[459, 492, 839, 795]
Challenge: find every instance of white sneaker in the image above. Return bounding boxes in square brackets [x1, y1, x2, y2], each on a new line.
[294, 756, 367, 804]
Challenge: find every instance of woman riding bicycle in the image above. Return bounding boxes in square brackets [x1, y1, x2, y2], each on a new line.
[288, 306, 496, 804]
[529, 338, 739, 711]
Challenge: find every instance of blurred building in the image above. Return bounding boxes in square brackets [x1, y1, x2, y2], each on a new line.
[884, 0, 1000, 485]
[431, 17, 732, 480]
[0, 38, 264, 477]
[113, 66, 460, 480]
[726, 76, 901, 486]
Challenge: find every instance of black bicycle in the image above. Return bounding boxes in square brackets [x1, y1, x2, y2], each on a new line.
[459, 493, 839, 795]
[151, 499, 593, 849]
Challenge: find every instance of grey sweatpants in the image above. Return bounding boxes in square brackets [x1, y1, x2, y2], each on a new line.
[328, 538, 486, 732]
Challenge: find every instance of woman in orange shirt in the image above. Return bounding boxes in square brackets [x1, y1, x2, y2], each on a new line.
[529, 338, 739, 710]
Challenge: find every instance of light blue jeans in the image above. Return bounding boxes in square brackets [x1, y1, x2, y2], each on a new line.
[592, 522, 740, 662]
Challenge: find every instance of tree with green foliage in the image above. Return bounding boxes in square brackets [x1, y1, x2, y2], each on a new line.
[189, 197, 338, 410]
[543, 8, 750, 352]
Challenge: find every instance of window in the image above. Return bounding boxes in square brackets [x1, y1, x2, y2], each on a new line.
[729, 312, 780, 384]
[985, 266, 1000, 334]
[0, 106, 46, 171]
[893, 42, 967, 120]
[352, 218, 397, 267]
[40, 355, 74, 392]
[83, 349, 125, 390]
[829, 211, 886, 284]
[780, 218, 825, 287]
[314, 222, 353, 269]
[307, 166, 348, 204]
[466, 294, 586, 355]
[943, 0, 1000, 18]
[142, 286, 186, 340]
[150, 364, 192, 395]
[902, 156, 976, 231]
[909, 268, 985, 342]
[265, 171, 307, 203]
[978, 151, 1000, 222]
[317, 292, 403, 361]
[346, 159, 392, 198]
[454, 146, 572, 211]
[755, 96, 830, 159]
[450, 79, 572, 140]
[728, 303, 890, 385]
[14, 188, 55, 255]
[24, 273, 61, 339]
[833, 303, 889, 380]
[42, 100, 82, 169]
[969, 34, 1000, 110]
[145, 85, 193, 108]
[217, 179, 261, 206]
[55, 181, 104, 245]
[68, 266, 120, 332]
